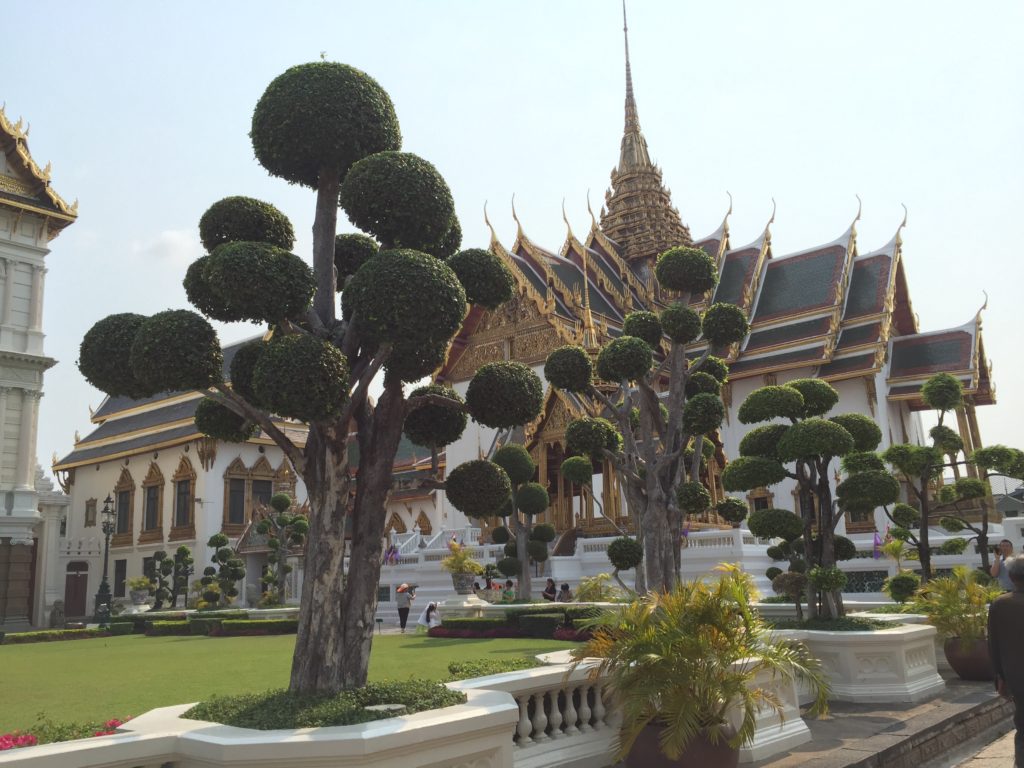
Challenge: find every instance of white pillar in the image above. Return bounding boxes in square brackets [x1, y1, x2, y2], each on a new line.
[0, 387, 8, 487]
[34, 503, 66, 627]
[1, 258, 14, 326]
[14, 389, 40, 489]
[29, 265, 45, 332]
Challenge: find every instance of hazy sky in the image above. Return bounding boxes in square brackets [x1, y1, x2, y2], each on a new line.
[4, 1, 1022, 477]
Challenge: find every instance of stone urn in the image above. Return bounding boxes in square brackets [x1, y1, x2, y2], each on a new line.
[451, 572, 477, 595]
[943, 638, 994, 681]
[129, 589, 150, 607]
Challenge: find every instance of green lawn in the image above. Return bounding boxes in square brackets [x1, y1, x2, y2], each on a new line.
[1, 634, 574, 731]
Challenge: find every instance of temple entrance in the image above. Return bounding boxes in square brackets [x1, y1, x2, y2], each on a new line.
[64, 560, 89, 618]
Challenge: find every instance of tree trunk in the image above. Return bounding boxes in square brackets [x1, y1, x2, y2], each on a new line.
[516, 519, 532, 600]
[643, 493, 676, 593]
[312, 172, 341, 322]
[797, 484, 818, 620]
[627, 483, 648, 595]
[917, 477, 933, 582]
[816, 479, 843, 619]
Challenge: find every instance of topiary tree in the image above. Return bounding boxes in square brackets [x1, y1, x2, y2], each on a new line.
[169, 545, 194, 609]
[76, 61, 539, 695]
[204, 533, 246, 609]
[488, 443, 549, 600]
[544, 245, 750, 593]
[723, 378, 891, 619]
[607, 536, 643, 593]
[148, 550, 174, 610]
[254, 493, 309, 607]
[882, 373, 1024, 579]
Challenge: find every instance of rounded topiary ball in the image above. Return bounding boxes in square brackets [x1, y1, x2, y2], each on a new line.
[566, 417, 619, 460]
[694, 355, 729, 383]
[685, 371, 721, 399]
[842, 451, 885, 474]
[677, 481, 712, 514]
[334, 233, 379, 284]
[786, 378, 840, 418]
[253, 334, 349, 422]
[194, 398, 257, 443]
[203, 241, 315, 324]
[78, 312, 152, 398]
[890, 503, 920, 529]
[530, 523, 556, 543]
[607, 536, 643, 571]
[772, 571, 808, 599]
[622, 311, 663, 348]
[778, 418, 855, 462]
[515, 482, 549, 516]
[829, 413, 882, 452]
[251, 62, 401, 188]
[229, 340, 267, 406]
[721, 455, 788, 492]
[184, 257, 234, 320]
[199, 196, 295, 251]
[596, 336, 652, 383]
[490, 526, 511, 544]
[739, 424, 788, 460]
[885, 571, 921, 604]
[701, 302, 749, 348]
[339, 151, 454, 251]
[747, 508, 804, 541]
[921, 372, 963, 412]
[345, 248, 466, 382]
[447, 248, 514, 309]
[465, 361, 544, 429]
[738, 385, 805, 424]
[560, 455, 594, 485]
[660, 302, 702, 345]
[270, 493, 292, 513]
[446, 460, 512, 518]
[421, 216, 462, 259]
[526, 539, 549, 562]
[404, 384, 467, 448]
[492, 444, 536, 485]
[834, 535, 857, 562]
[130, 310, 223, 394]
[716, 497, 748, 525]
[544, 345, 593, 392]
[682, 393, 725, 436]
[655, 246, 717, 294]
[497, 556, 521, 577]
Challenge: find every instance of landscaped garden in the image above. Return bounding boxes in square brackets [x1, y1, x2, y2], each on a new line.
[0, 633, 574, 733]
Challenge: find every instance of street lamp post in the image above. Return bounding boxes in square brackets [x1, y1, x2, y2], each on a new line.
[93, 495, 115, 627]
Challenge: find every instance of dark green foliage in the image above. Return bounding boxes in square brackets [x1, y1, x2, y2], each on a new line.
[421, 216, 462, 259]
[739, 424, 788, 460]
[971, 445, 1024, 478]
[952, 477, 987, 500]
[940, 516, 966, 533]
[807, 566, 847, 592]
[596, 336, 652, 383]
[490, 526, 510, 544]
[738, 386, 804, 424]
[694, 355, 729, 383]
[883, 443, 943, 478]
[786, 379, 839, 418]
[828, 413, 882, 452]
[565, 417, 620, 460]
[920, 372, 963, 412]
[333, 233, 380, 283]
[465, 361, 544, 429]
[445, 460, 512, 518]
[253, 334, 349, 422]
[930, 425, 964, 456]
[503, 541, 517, 558]
[441, 617, 510, 632]
[220, 619, 299, 635]
[229, 340, 266, 406]
[884, 572, 921, 604]
[660, 302, 702, 344]
[777, 418, 855, 462]
[206, 532, 245, 607]
[492, 444, 536, 485]
[622, 311, 663, 347]
[682, 393, 725, 435]
[108, 622, 134, 636]
[194, 398, 257, 443]
[1, 628, 118, 644]
[560, 455, 595, 484]
[772, 572, 808, 600]
[939, 538, 969, 555]
[836, 469, 900, 510]
[404, 384, 467, 448]
[748, 508, 803, 541]
[607, 536, 644, 570]
[251, 61, 401, 188]
[530, 523, 556, 543]
[890, 503, 921, 529]
[833, 535, 857, 561]
[185, 681, 464, 730]
[655, 246, 717, 294]
[842, 451, 885, 474]
[677, 481, 711, 514]
[446, 248, 515, 309]
[565, 606, 602, 626]
[184, 257, 234, 319]
[765, 567, 783, 581]
[345, 248, 467, 382]
[146, 620, 191, 636]
[201, 242, 316, 324]
[789, 557, 807, 573]
[515, 483, 550, 516]
[446, 657, 543, 680]
[78, 313, 152, 398]
[544, 345, 593, 392]
[518, 613, 564, 638]
[716, 497, 748, 525]
[889, 526, 913, 542]
[684, 371, 721, 398]
[199, 196, 295, 251]
[340, 151, 454, 251]
[701, 303, 749, 348]
[497, 556, 521, 576]
[131, 310, 223, 394]
[722, 455, 788, 491]
[772, 617, 890, 632]
[526, 539, 549, 562]
[766, 545, 785, 560]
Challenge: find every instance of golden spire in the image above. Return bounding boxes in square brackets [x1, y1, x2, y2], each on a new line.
[623, 0, 639, 136]
[579, 206, 598, 349]
[618, 0, 651, 173]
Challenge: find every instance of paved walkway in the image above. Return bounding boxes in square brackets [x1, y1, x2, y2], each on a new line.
[951, 729, 1016, 767]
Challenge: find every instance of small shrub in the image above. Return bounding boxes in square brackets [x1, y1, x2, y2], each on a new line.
[219, 619, 298, 636]
[107, 622, 134, 636]
[518, 613, 564, 639]
[565, 605, 602, 627]
[2, 628, 111, 644]
[884, 571, 921, 604]
[446, 658, 542, 680]
[504, 605, 566, 626]
[771, 617, 892, 632]
[146, 621, 191, 637]
[439, 617, 510, 632]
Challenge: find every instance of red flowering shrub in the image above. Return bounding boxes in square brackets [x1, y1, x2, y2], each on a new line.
[0, 732, 37, 750]
[4, 715, 133, 749]
[553, 627, 591, 642]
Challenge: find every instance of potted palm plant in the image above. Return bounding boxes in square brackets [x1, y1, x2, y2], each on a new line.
[440, 541, 484, 594]
[910, 566, 1003, 680]
[573, 565, 829, 768]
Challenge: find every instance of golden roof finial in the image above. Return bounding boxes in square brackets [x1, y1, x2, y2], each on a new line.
[586, 190, 599, 232]
[895, 203, 908, 247]
[561, 197, 575, 241]
[767, 197, 777, 227]
[852, 194, 863, 227]
[975, 291, 989, 325]
[511, 193, 524, 240]
[483, 200, 500, 247]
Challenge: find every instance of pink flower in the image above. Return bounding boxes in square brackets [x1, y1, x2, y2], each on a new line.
[0, 731, 38, 750]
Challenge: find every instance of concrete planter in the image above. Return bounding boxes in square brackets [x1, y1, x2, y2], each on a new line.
[776, 623, 945, 704]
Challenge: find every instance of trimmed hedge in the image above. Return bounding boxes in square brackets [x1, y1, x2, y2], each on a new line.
[427, 626, 526, 639]
[2, 628, 111, 644]
[110, 611, 188, 634]
[439, 617, 509, 632]
[518, 613, 565, 639]
[219, 619, 298, 636]
[146, 621, 191, 637]
[446, 657, 542, 680]
[564, 606, 602, 627]
[108, 622, 134, 636]
[503, 605, 566, 626]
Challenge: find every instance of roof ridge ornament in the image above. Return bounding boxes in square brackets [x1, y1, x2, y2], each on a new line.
[561, 197, 575, 241]
[975, 290, 988, 324]
[483, 201, 500, 247]
[511, 193, 524, 241]
[768, 197, 777, 227]
[586, 190, 599, 232]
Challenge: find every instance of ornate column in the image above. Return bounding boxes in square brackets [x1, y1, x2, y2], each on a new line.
[14, 389, 41, 490]
[1, 257, 14, 326]
[0, 387, 9, 486]
[29, 265, 45, 332]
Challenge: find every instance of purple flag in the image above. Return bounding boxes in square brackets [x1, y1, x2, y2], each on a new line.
[873, 531, 883, 559]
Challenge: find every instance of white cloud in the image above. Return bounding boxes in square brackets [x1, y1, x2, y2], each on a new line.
[129, 229, 202, 268]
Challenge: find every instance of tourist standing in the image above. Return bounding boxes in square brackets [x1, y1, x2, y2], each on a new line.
[542, 578, 557, 602]
[992, 540, 1016, 592]
[395, 583, 414, 633]
[988, 555, 1024, 767]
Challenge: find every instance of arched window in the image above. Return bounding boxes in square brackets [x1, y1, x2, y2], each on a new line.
[112, 467, 135, 548]
[222, 457, 249, 534]
[415, 511, 432, 536]
[170, 456, 197, 541]
[386, 512, 408, 535]
[139, 463, 164, 543]
[250, 456, 275, 512]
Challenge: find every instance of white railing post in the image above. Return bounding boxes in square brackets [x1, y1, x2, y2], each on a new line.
[577, 685, 592, 732]
[531, 692, 549, 742]
[517, 695, 533, 745]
